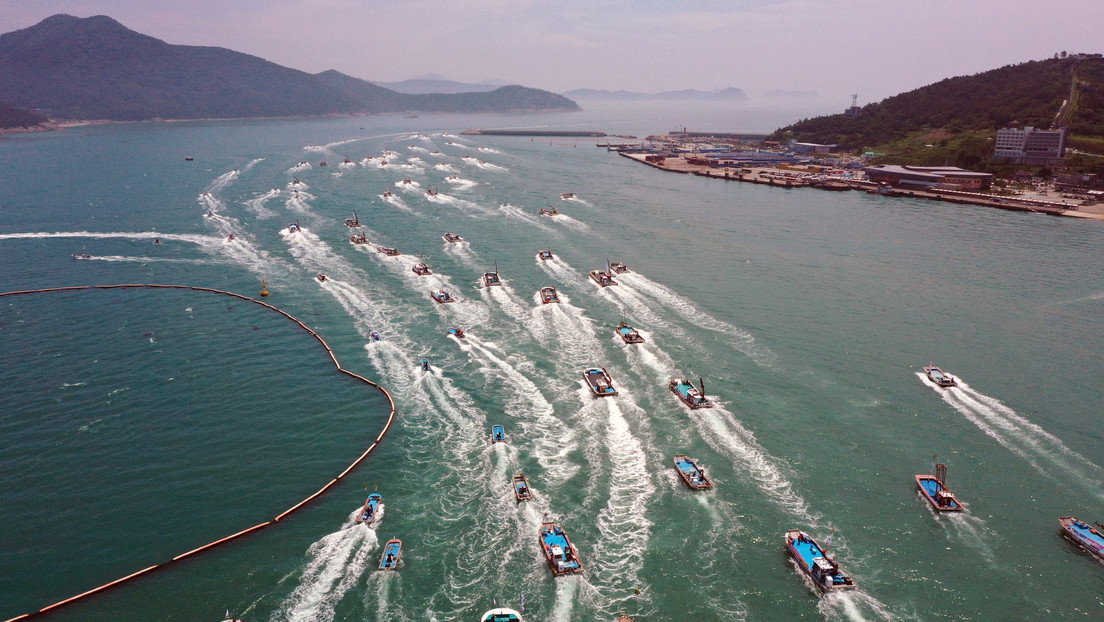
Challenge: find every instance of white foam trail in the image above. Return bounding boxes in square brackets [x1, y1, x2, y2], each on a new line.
[243, 188, 280, 219]
[544, 212, 590, 230]
[381, 193, 412, 212]
[434, 163, 457, 173]
[920, 373, 1104, 499]
[497, 203, 552, 230]
[205, 168, 240, 194]
[480, 282, 531, 325]
[408, 145, 429, 153]
[819, 590, 896, 622]
[478, 146, 502, 154]
[549, 576, 578, 622]
[286, 161, 312, 173]
[443, 240, 474, 261]
[0, 231, 215, 244]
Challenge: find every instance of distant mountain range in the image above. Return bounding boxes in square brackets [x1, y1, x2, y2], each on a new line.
[560, 87, 748, 102]
[0, 15, 578, 123]
[368, 75, 504, 95]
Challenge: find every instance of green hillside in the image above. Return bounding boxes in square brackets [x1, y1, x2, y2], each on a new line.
[0, 101, 48, 130]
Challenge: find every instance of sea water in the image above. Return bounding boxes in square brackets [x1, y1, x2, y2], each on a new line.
[1, 108, 1103, 621]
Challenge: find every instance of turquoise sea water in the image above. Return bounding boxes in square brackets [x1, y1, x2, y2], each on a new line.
[2, 108, 1103, 621]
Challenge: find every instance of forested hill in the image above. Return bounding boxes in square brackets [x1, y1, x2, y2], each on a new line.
[771, 55, 1104, 151]
[0, 15, 579, 121]
[0, 101, 49, 130]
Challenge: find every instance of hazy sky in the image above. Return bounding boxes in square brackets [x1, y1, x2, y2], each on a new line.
[2, 0, 1102, 108]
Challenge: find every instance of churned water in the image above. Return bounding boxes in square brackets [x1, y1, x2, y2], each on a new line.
[1, 109, 1103, 621]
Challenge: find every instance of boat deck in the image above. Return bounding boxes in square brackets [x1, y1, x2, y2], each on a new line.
[1061, 517, 1104, 557]
[917, 476, 962, 511]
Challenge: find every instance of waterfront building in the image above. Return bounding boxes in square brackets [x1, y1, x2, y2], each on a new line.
[993, 126, 1067, 165]
[863, 165, 993, 190]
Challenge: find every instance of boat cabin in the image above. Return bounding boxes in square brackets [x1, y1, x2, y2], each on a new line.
[540, 287, 559, 304]
[442, 232, 463, 243]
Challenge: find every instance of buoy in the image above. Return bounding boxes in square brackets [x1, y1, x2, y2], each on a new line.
[261, 280, 269, 297]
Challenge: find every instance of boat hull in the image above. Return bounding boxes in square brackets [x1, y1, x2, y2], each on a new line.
[589, 270, 616, 287]
[379, 539, 402, 570]
[669, 379, 713, 409]
[924, 365, 957, 387]
[1060, 516, 1104, 561]
[539, 522, 582, 575]
[916, 475, 962, 512]
[513, 474, 532, 501]
[583, 367, 617, 397]
[674, 455, 712, 490]
[784, 530, 856, 593]
[616, 322, 644, 344]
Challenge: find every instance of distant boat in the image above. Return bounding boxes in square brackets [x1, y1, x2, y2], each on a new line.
[426, 186, 439, 196]
[184, 156, 194, 161]
[412, 262, 432, 276]
[537, 248, 554, 261]
[421, 358, 431, 372]
[491, 424, 505, 443]
[370, 331, 382, 342]
[673, 455, 713, 490]
[669, 377, 713, 409]
[358, 493, 382, 523]
[924, 363, 957, 387]
[583, 367, 617, 397]
[382, 189, 394, 198]
[539, 207, 559, 216]
[560, 192, 574, 199]
[916, 463, 963, 512]
[539, 521, 582, 575]
[540, 286, 560, 304]
[287, 220, 301, 233]
[483, 261, 502, 287]
[344, 211, 361, 227]
[448, 327, 465, 339]
[431, 289, 456, 304]
[589, 269, 617, 287]
[512, 473, 533, 501]
[401, 177, 413, 185]
[442, 232, 463, 243]
[784, 529, 856, 593]
[379, 539, 402, 570]
[72, 252, 92, 260]
[608, 260, 629, 274]
[1059, 516, 1104, 561]
[319, 161, 328, 167]
[343, 157, 352, 164]
[377, 246, 401, 256]
[316, 273, 328, 283]
[615, 319, 644, 344]
[350, 233, 369, 245]
[480, 608, 523, 622]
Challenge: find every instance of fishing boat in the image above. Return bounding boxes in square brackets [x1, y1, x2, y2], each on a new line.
[426, 186, 439, 196]
[379, 539, 402, 570]
[480, 608, 523, 622]
[615, 320, 644, 344]
[382, 189, 394, 198]
[343, 157, 352, 164]
[608, 260, 629, 274]
[674, 455, 713, 490]
[539, 521, 582, 575]
[590, 269, 616, 287]
[377, 246, 401, 256]
[537, 248, 554, 261]
[287, 220, 301, 233]
[512, 474, 533, 501]
[401, 177, 413, 185]
[539, 207, 559, 216]
[446, 174, 459, 180]
[421, 358, 431, 372]
[358, 493, 382, 523]
[319, 160, 327, 167]
[184, 156, 194, 161]
[412, 262, 432, 276]
[669, 377, 713, 409]
[443, 232, 463, 243]
[431, 289, 456, 303]
[370, 331, 382, 342]
[482, 260, 501, 287]
[924, 363, 957, 387]
[1059, 516, 1104, 561]
[540, 286, 560, 304]
[316, 273, 328, 283]
[916, 463, 963, 512]
[784, 530, 856, 593]
[448, 327, 465, 339]
[344, 211, 361, 227]
[350, 233, 369, 245]
[560, 192, 574, 199]
[491, 424, 505, 443]
[583, 367, 617, 397]
[72, 252, 93, 260]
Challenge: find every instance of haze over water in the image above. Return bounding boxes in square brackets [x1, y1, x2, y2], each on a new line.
[1, 105, 1103, 621]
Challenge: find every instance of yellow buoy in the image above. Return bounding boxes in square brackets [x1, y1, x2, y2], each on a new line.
[261, 280, 269, 297]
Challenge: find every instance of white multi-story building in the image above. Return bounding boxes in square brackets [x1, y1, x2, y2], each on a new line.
[994, 126, 1066, 165]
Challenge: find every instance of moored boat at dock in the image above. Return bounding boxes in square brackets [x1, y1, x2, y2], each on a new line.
[491, 424, 505, 443]
[540, 286, 560, 304]
[358, 493, 382, 523]
[674, 455, 713, 490]
[615, 320, 644, 344]
[512, 473, 532, 501]
[431, 289, 456, 303]
[412, 262, 432, 275]
[924, 363, 957, 387]
[379, 539, 402, 570]
[784, 530, 856, 593]
[583, 367, 617, 397]
[539, 521, 582, 575]
[443, 232, 463, 243]
[916, 463, 963, 512]
[590, 269, 616, 287]
[1059, 516, 1104, 560]
[669, 377, 712, 409]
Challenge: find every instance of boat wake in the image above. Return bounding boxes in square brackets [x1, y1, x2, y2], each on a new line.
[205, 168, 240, 194]
[479, 282, 531, 325]
[497, 203, 552, 229]
[919, 373, 1104, 499]
[243, 188, 281, 219]
[818, 589, 896, 622]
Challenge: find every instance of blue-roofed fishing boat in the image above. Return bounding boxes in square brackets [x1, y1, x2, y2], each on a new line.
[484, 261, 502, 287]
[513, 474, 532, 501]
[448, 327, 465, 339]
[358, 493, 382, 523]
[443, 232, 463, 243]
[615, 319, 644, 344]
[379, 539, 402, 570]
[583, 367, 617, 397]
[491, 424, 505, 443]
[669, 377, 713, 409]
[916, 463, 962, 512]
[287, 220, 301, 233]
[421, 358, 431, 372]
[431, 289, 456, 303]
[412, 262, 432, 275]
[674, 455, 713, 490]
[344, 211, 361, 227]
[784, 529, 856, 593]
[538, 248, 554, 261]
[540, 286, 559, 304]
[924, 363, 957, 387]
[539, 521, 582, 575]
[480, 608, 523, 622]
[370, 331, 382, 342]
[1060, 516, 1104, 561]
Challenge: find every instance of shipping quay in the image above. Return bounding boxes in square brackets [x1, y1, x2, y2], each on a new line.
[613, 132, 1104, 221]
